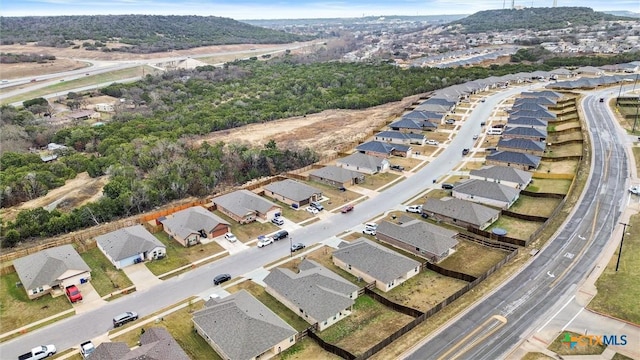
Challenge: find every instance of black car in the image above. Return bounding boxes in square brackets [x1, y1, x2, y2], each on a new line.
[272, 230, 289, 241]
[390, 165, 405, 171]
[462, 148, 470, 155]
[291, 243, 306, 252]
[213, 273, 231, 285]
[441, 183, 454, 190]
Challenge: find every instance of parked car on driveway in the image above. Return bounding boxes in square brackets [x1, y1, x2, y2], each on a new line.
[341, 205, 354, 213]
[445, 119, 455, 125]
[291, 243, 306, 252]
[364, 222, 378, 230]
[441, 183, 454, 190]
[257, 235, 274, 248]
[213, 273, 231, 285]
[406, 205, 422, 213]
[271, 217, 285, 226]
[65, 285, 82, 303]
[310, 201, 324, 211]
[305, 206, 319, 215]
[390, 164, 405, 171]
[426, 139, 439, 146]
[224, 232, 237, 242]
[629, 185, 640, 195]
[80, 341, 95, 359]
[363, 228, 376, 236]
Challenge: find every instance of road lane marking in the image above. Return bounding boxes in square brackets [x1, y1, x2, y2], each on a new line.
[561, 307, 584, 331]
[437, 315, 507, 360]
[537, 295, 575, 332]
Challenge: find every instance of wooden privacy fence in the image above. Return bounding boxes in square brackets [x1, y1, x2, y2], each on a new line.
[138, 199, 208, 223]
[467, 226, 528, 247]
[307, 329, 356, 360]
[501, 210, 548, 223]
[541, 155, 582, 162]
[364, 288, 424, 318]
[550, 139, 584, 146]
[520, 190, 566, 198]
[424, 262, 477, 283]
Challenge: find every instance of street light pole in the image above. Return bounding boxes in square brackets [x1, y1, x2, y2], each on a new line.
[615, 222, 630, 272]
[289, 236, 293, 258]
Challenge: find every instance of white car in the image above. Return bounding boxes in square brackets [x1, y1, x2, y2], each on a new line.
[305, 206, 319, 215]
[224, 232, 237, 243]
[473, 134, 479, 140]
[364, 222, 378, 230]
[426, 139, 439, 146]
[406, 205, 422, 213]
[629, 186, 640, 195]
[257, 235, 274, 248]
[363, 228, 376, 236]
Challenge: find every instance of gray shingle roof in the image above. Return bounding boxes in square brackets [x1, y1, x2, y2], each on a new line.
[503, 126, 548, 138]
[376, 220, 458, 257]
[520, 90, 563, 99]
[454, 179, 521, 203]
[469, 165, 532, 186]
[89, 342, 130, 360]
[264, 179, 322, 202]
[507, 116, 548, 127]
[514, 96, 557, 106]
[193, 290, 296, 360]
[263, 259, 358, 322]
[389, 117, 437, 130]
[402, 110, 442, 121]
[356, 141, 410, 155]
[509, 109, 556, 120]
[510, 103, 549, 112]
[375, 131, 424, 141]
[310, 165, 363, 183]
[333, 238, 420, 284]
[498, 138, 546, 152]
[122, 327, 190, 360]
[336, 153, 387, 172]
[487, 151, 541, 168]
[96, 225, 165, 262]
[160, 206, 229, 239]
[13, 244, 90, 290]
[213, 190, 278, 218]
[422, 198, 501, 228]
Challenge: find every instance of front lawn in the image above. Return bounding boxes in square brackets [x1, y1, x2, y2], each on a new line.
[145, 232, 225, 276]
[214, 210, 278, 242]
[357, 172, 401, 191]
[80, 247, 133, 297]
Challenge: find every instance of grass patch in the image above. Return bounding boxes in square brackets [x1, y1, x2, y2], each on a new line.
[51, 348, 79, 360]
[213, 210, 279, 242]
[0, 272, 73, 335]
[548, 132, 583, 142]
[145, 232, 225, 276]
[304, 181, 361, 211]
[612, 353, 634, 360]
[553, 121, 581, 131]
[319, 295, 413, 355]
[357, 172, 401, 191]
[521, 352, 555, 360]
[1, 311, 74, 343]
[537, 160, 579, 174]
[508, 196, 562, 218]
[588, 213, 640, 324]
[489, 216, 543, 241]
[277, 337, 342, 360]
[548, 331, 607, 355]
[526, 178, 573, 194]
[80, 247, 133, 296]
[278, 202, 314, 223]
[227, 280, 310, 331]
[386, 157, 421, 171]
[546, 143, 583, 157]
[438, 239, 509, 277]
[633, 147, 640, 176]
[302, 246, 362, 286]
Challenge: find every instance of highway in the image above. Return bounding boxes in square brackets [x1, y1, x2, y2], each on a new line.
[404, 89, 632, 359]
[0, 83, 534, 358]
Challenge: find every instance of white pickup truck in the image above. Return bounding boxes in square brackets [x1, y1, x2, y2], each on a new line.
[18, 345, 56, 360]
[80, 341, 95, 358]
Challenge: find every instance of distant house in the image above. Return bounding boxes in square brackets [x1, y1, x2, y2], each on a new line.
[508, 109, 556, 122]
[469, 165, 533, 189]
[333, 238, 421, 292]
[212, 190, 281, 224]
[160, 206, 230, 246]
[486, 150, 541, 171]
[510, 102, 549, 112]
[264, 259, 359, 331]
[415, 97, 457, 114]
[336, 152, 390, 175]
[513, 96, 557, 107]
[374, 130, 426, 145]
[520, 90, 563, 100]
[575, 66, 605, 76]
[422, 198, 500, 230]
[402, 110, 442, 123]
[497, 138, 546, 156]
[263, 179, 323, 208]
[96, 224, 166, 269]
[502, 127, 547, 142]
[389, 116, 439, 132]
[356, 141, 412, 158]
[376, 219, 458, 263]
[91, 327, 189, 360]
[309, 166, 365, 188]
[193, 290, 297, 360]
[94, 103, 115, 112]
[13, 245, 91, 300]
[507, 116, 548, 130]
[67, 110, 99, 122]
[452, 179, 521, 209]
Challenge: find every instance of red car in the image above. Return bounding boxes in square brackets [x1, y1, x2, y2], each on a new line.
[65, 285, 83, 303]
[341, 205, 354, 213]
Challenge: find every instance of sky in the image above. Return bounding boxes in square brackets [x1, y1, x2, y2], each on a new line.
[1, 0, 638, 19]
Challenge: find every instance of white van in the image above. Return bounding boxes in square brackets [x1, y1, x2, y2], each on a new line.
[487, 128, 503, 135]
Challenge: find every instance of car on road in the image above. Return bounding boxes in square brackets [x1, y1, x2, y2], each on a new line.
[272, 230, 289, 241]
[406, 205, 422, 213]
[291, 243, 306, 252]
[305, 206, 319, 215]
[224, 232, 237, 242]
[363, 228, 376, 236]
[80, 341, 95, 358]
[629, 185, 640, 195]
[257, 235, 274, 248]
[271, 217, 285, 226]
[65, 285, 82, 303]
[462, 148, 470, 155]
[18, 345, 56, 360]
[481, 98, 486, 102]
[341, 205, 354, 213]
[599, 98, 604, 103]
[113, 311, 138, 328]
[213, 273, 231, 286]
[310, 201, 324, 211]
[390, 164, 405, 171]
[426, 139, 439, 146]
[473, 134, 479, 140]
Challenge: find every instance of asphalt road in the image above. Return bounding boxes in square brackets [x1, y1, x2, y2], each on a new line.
[0, 84, 534, 358]
[404, 89, 632, 360]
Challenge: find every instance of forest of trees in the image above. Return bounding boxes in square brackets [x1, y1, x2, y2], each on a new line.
[452, 7, 630, 33]
[0, 15, 312, 53]
[0, 52, 56, 64]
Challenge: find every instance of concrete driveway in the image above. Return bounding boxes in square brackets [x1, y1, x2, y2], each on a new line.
[122, 263, 162, 291]
[73, 282, 107, 314]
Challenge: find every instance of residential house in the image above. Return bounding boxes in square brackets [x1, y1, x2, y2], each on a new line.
[469, 165, 532, 189]
[421, 198, 500, 230]
[374, 130, 426, 145]
[94, 103, 115, 112]
[513, 96, 557, 107]
[263, 259, 359, 331]
[309, 166, 365, 188]
[508, 109, 556, 122]
[263, 179, 323, 207]
[415, 97, 457, 114]
[506, 116, 548, 130]
[402, 110, 443, 123]
[520, 90, 563, 100]
[160, 206, 230, 246]
[333, 238, 421, 292]
[389, 117, 438, 132]
[193, 290, 297, 360]
[486, 150, 541, 171]
[212, 190, 281, 224]
[336, 152, 390, 175]
[67, 110, 99, 122]
[91, 327, 189, 360]
[497, 138, 546, 156]
[502, 127, 547, 142]
[510, 102, 549, 112]
[575, 66, 605, 76]
[376, 218, 458, 263]
[96, 225, 166, 269]
[452, 179, 521, 209]
[356, 141, 412, 158]
[13, 244, 91, 300]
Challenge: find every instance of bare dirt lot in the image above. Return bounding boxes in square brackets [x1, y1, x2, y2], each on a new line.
[1, 58, 89, 79]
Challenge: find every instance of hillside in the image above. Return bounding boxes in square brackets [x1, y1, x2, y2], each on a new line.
[0, 15, 312, 53]
[451, 7, 632, 33]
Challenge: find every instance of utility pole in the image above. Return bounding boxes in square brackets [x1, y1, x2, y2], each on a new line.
[615, 222, 630, 272]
